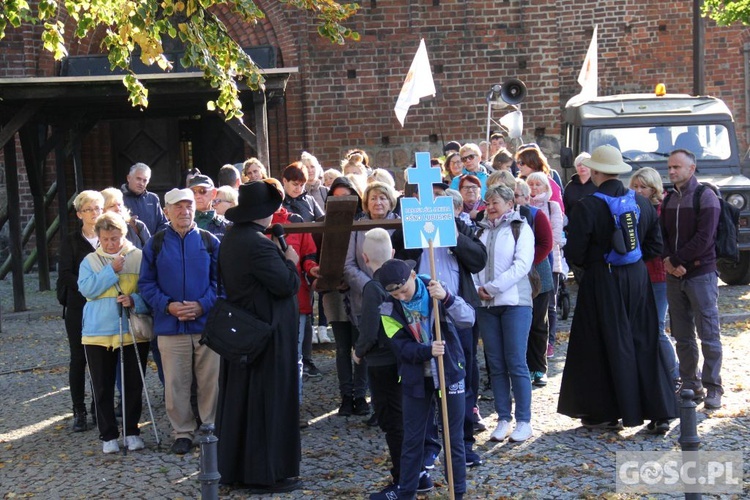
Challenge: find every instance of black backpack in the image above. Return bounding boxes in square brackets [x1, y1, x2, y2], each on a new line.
[664, 183, 740, 262]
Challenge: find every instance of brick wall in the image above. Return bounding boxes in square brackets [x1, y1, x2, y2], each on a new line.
[289, 0, 748, 172]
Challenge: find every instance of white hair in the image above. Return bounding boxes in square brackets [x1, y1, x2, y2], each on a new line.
[444, 188, 463, 210]
[129, 162, 151, 176]
[363, 228, 393, 267]
[574, 152, 591, 167]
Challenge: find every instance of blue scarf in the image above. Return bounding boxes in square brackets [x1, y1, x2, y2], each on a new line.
[400, 276, 432, 344]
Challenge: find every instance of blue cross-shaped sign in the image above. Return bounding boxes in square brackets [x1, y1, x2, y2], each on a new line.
[400, 152, 458, 249]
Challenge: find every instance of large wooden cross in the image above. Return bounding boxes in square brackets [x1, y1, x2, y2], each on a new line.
[278, 196, 400, 290]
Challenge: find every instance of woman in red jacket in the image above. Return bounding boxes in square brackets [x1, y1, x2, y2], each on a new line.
[269, 205, 319, 415]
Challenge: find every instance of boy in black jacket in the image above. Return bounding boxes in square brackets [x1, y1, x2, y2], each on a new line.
[375, 259, 475, 500]
[354, 228, 406, 499]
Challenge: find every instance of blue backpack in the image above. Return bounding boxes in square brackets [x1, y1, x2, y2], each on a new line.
[593, 190, 642, 266]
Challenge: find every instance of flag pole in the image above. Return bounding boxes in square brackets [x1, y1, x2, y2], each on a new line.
[429, 238, 455, 500]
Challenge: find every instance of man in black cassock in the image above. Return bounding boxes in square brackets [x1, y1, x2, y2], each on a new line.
[216, 179, 302, 493]
[558, 145, 678, 430]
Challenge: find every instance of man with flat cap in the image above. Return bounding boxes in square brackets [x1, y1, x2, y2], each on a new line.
[558, 145, 677, 433]
[215, 179, 303, 493]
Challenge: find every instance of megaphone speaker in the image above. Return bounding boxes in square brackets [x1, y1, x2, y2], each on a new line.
[500, 79, 527, 105]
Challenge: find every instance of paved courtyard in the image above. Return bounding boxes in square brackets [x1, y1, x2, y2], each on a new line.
[0, 275, 748, 498]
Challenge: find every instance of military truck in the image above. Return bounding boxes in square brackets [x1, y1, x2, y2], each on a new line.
[560, 92, 750, 285]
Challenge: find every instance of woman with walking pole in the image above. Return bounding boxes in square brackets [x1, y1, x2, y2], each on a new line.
[77, 212, 151, 454]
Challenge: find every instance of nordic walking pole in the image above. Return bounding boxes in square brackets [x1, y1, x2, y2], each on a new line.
[429, 239, 455, 500]
[117, 297, 128, 456]
[124, 306, 161, 447]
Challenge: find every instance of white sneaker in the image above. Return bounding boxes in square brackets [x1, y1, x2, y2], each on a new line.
[317, 326, 332, 343]
[490, 420, 511, 442]
[125, 435, 145, 451]
[509, 421, 533, 442]
[312, 331, 319, 344]
[102, 439, 120, 454]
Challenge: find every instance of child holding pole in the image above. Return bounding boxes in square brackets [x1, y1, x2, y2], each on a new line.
[374, 258, 473, 500]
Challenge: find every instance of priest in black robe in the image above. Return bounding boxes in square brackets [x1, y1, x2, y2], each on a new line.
[558, 145, 678, 429]
[216, 179, 302, 493]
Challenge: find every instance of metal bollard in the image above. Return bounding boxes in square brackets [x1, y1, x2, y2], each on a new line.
[678, 389, 702, 500]
[198, 423, 221, 500]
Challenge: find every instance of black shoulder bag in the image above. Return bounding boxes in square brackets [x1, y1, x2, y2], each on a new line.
[200, 245, 273, 364]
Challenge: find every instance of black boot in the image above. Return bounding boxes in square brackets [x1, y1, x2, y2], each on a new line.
[352, 397, 370, 416]
[72, 409, 88, 432]
[338, 396, 354, 416]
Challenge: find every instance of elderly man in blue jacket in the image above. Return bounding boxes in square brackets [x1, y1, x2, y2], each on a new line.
[138, 188, 220, 455]
[121, 162, 170, 235]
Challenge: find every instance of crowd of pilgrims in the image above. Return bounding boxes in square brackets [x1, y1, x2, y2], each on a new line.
[57, 134, 680, 498]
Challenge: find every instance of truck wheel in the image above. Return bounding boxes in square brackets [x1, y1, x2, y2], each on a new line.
[717, 251, 750, 285]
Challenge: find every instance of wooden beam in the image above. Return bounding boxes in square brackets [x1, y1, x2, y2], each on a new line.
[19, 123, 51, 291]
[314, 197, 358, 291]
[4, 136, 27, 312]
[226, 117, 257, 150]
[71, 131, 84, 194]
[0, 101, 41, 150]
[253, 90, 269, 166]
[281, 218, 402, 234]
[55, 129, 71, 242]
[266, 197, 403, 290]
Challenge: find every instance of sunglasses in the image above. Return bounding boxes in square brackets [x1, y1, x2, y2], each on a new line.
[212, 198, 230, 205]
[460, 154, 477, 163]
[191, 187, 210, 195]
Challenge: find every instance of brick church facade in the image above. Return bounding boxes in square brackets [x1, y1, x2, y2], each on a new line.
[1, 0, 750, 249]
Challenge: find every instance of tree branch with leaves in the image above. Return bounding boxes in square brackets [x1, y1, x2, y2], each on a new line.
[704, 0, 750, 26]
[0, 0, 359, 119]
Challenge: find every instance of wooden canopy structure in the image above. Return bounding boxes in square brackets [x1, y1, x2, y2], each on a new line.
[0, 67, 297, 320]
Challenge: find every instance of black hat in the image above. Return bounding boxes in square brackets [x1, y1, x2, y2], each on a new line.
[443, 141, 461, 155]
[224, 179, 284, 223]
[375, 259, 416, 292]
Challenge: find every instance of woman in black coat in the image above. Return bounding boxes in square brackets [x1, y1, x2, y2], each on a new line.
[57, 190, 103, 432]
[216, 179, 303, 493]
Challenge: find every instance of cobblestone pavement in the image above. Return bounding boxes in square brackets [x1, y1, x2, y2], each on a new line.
[0, 275, 748, 499]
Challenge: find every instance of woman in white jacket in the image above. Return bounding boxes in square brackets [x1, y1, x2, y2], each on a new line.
[473, 185, 535, 443]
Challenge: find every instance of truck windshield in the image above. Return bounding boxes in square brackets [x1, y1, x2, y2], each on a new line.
[589, 125, 731, 162]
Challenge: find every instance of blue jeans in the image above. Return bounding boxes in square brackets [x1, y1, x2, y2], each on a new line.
[666, 273, 723, 395]
[652, 281, 680, 382]
[651, 281, 668, 336]
[477, 305, 533, 423]
[400, 377, 465, 497]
